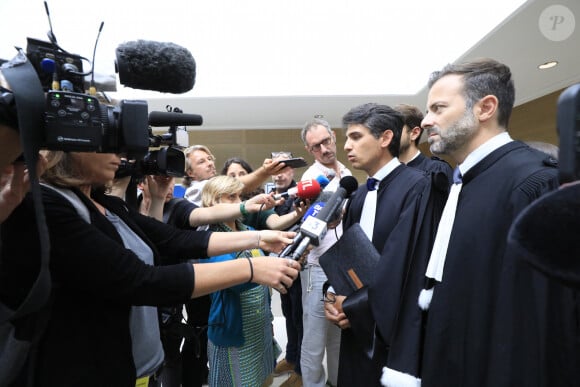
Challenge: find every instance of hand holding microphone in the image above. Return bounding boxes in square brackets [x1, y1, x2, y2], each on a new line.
[273, 175, 330, 200]
[279, 176, 358, 260]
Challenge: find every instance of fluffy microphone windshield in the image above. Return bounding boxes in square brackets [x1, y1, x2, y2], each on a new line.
[115, 40, 196, 94]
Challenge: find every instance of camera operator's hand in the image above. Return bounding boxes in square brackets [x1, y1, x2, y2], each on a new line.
[147, 175, 173, 201]
[0, 155, 47, 224]
[258, 229, 296, 254]
[141, 175, 171, 220]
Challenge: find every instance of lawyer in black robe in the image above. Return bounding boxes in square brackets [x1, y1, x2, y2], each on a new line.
[420, 141, 579, 386]
[334, 163, 442, 386]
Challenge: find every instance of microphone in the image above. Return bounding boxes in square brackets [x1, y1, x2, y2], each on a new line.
[290, 176, 358, 260]
[148, 111, 203, 127]
[115, 40, 196, 94]
[278, 191, 342, 258]
[273, 177, 326, 200]
[277, 202, 321, 258]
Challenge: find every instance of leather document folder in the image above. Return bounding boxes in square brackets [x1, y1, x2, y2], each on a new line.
[319, 223, 381, 296]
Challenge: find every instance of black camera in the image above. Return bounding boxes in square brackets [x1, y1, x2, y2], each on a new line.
[1, 1, 202, 167]
[44, 90, 149, 155]
[26, 37, 86, 93]
[1, 46, 150, 159]
[22, 37, 150, 157]
[116, 146, 186, 178]
[557, 83, 580, 184]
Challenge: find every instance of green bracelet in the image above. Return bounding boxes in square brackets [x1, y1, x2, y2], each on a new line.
[240, 201, 249, 216]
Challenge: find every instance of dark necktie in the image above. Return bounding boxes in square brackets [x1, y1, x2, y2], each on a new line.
[366, 177, 379, 191]
[361, 177, 379, 239]
[453, 167, 462, 184]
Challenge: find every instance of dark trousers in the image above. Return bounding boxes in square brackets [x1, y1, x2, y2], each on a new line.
[182, 296, 210, 387]
[158, 295, 210, 387]
[280, 274, 303, 374]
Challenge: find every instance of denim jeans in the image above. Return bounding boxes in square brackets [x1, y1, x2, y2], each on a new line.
[300, 265, 341, 387]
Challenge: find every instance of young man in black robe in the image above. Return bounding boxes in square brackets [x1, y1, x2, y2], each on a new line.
[395, 103, 454, 227]
[323, 103, 443, 386]
[381, 58, 579, 386]
[395, 103, 453, 186]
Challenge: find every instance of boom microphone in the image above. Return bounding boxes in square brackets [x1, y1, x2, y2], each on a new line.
[274, 176, 327, 200]
[148, 111, 203, 127]
[291, 176, 358, 260]
[115, 40, 196, 94]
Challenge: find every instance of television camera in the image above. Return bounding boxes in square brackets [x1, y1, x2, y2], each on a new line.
[1, 2, 201, 167]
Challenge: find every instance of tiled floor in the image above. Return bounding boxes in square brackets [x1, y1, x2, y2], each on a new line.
[270, 290, 294, 387]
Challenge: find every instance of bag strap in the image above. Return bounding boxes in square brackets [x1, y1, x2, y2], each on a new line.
[0, 49, 51, 323]
[41, 185, 91, 224]
[162, 198, 179, 224]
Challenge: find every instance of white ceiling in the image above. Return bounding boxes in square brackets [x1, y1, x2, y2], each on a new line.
[1, 0, 579, 130]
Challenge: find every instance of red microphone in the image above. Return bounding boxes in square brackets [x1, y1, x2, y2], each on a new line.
[273, 179, 321, 200]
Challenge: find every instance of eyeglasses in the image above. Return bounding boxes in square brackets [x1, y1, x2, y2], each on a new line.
[309, 137, 333, 153]
[271, 151, 293, 159]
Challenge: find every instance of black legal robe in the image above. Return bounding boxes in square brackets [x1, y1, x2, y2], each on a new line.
[407, 153, 453, 188]
[334, 163, 442, 386]
[421, 141, 580, 387]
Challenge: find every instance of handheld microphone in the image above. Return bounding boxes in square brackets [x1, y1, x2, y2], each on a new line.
[274, 177, 323, 200]
[148, 111, 203, 127]
[278, 203, 319, 258]
[278, 191, 338, 258]
[115, 40, 196, 94]
[290, 176, 358, 260]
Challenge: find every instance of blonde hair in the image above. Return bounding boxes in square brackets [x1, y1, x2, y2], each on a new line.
[201, 175, 244, 207]
[40, 150, 113, 191]
[41, 150, 87, 188]
[182, 144, 215, 187]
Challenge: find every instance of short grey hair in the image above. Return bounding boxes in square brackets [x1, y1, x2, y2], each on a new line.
[300, 118, 333, 146]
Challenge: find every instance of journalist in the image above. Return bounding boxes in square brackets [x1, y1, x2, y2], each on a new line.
[0, 150, 300, 387]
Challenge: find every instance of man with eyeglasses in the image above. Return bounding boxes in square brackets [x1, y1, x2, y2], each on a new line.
[298, 118, 352, 387]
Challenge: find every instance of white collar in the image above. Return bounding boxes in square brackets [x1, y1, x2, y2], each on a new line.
[458, 132, 512, 177]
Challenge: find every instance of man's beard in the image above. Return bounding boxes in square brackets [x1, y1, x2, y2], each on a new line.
[428, 109, 477, 155]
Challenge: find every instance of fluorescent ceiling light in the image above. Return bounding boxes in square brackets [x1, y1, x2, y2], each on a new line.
[538, 61, 558, 70]
[0, 0, 528, 98]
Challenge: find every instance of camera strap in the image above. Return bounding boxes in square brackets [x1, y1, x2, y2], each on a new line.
[0, 49, 51, 322]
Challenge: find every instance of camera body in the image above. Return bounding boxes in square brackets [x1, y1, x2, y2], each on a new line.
[3, 36, 200, 175]
[557, 83, 580, 184]
[116, 146, 185, 178]
[18, 38, 150, 158]
[26, 37, 85, 93]
[44, 90, 149, 155]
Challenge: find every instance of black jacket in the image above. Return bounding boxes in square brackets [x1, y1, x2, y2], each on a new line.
[0, 187, 212, 387]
